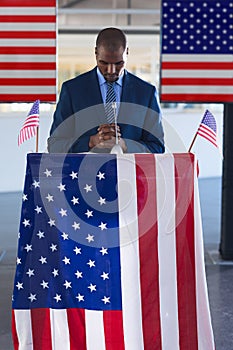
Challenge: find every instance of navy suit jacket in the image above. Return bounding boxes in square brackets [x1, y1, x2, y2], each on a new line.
[48, 67, 165, 153]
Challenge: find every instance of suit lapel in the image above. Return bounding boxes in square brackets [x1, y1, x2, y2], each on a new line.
[118, 70, 133, 123]
[121, 70, 133, 103]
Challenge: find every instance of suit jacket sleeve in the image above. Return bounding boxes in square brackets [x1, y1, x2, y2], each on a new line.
[48, 69, 102, 153]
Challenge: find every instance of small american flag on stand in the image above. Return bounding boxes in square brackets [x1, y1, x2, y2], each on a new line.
[18, 99, 40, 147]
[197, 110, 218, 148]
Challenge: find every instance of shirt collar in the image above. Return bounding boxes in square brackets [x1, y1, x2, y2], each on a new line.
[96, 67, 124, 87]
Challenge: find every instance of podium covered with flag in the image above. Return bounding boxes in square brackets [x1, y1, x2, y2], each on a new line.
[12, 153, 215, 350]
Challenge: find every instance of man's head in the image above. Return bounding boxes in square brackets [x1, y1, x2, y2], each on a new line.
[95, 27, 129, 82]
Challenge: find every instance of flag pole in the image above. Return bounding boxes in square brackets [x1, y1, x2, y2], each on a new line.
[188, 131, 198, 153]
[35, 126, 39, 153]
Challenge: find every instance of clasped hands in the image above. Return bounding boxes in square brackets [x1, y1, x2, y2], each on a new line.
[89, 123, 127, 152]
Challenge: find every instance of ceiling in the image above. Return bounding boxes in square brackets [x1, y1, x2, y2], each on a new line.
[58, 0, 161, 33]
[57, 0, 162, 82]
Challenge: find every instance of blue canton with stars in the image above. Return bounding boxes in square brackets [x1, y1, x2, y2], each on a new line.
[200, 109, 217, 132]
[12, 153, 122, 310]
[162, 0, 232, 54]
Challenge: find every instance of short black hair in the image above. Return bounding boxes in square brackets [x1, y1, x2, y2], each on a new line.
[96, 27, 127, 51]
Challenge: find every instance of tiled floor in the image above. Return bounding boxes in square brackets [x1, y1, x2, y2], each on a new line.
[1, 177, 233, 350]
[199, 178, 233, 350]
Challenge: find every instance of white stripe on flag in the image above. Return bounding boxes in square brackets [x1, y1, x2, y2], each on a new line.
[156, 154, 180, 350]
[162, 70, 230, 78]
[14, 309, 33, 350]
[0, 23, 55, 31]
[0, 39, 56, 46]
[85, 310, 105, 350]
[0, 55, 56, 62]
[0, 7, 55, 15]
[0, 70, 56, 78]
[0, 86, 55, 93]
[162, 85, 232, 94]
[162, 54, 233, 62]
[193, 165, 215, 350]
[50, 309, 70, 350]
[117, 154, 144, 350]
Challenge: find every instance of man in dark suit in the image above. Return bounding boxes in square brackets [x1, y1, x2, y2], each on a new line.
[48, 27, 165, 154]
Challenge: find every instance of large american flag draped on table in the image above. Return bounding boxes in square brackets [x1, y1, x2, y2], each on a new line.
[0, 0, 57, 103]
[12, 153, 215, 350]
[160, 0, 233, 103]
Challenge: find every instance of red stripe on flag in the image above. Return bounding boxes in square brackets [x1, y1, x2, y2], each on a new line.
[0, 15, 56, 23]
[0, 62, 56, 70]
[30, 308, 52, 350]
[161, 78, 233, 86]
[67, 308, 87, 350]
[0, 0, 56, 6]
[198, 134, 218, 148]
[11, 310, 19, 350]
[0, 94, 56, 102]
[0, 78, 56, 86]
[18, 126, 36, 145]
[197, 125, 217, 140]
[160, 93, 233, 103]
[23, 119, 39, 128]
[161, 61, 233, 70]
[0, 31, 56, 39]
[103, 310, 125, 350]
[174, 153, 198, 350]
[0, 46, 56, 54]
[197, 125, 218, 148]
[136, 154, 162, 350]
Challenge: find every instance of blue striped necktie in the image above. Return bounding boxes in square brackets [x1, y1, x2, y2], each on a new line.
[105, 82, 116, 124]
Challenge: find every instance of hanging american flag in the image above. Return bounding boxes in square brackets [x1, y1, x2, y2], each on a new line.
[18, 100, 40, 146]
[0, 0, 56, 103]
[160, 0, 233, 103]
[12, 153, 215, 349]
[197, 109, 219, 148]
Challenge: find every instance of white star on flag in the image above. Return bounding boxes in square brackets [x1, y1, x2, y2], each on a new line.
[101, 296, 110, 304]
[46, 194, 54, 202]
[88, 284, 96, 292]
[44, 169, 52, 177]
[59, 208, 67, 217]
[54, 294, 61, 303]
[70, 171, 78, 179]
[16, 282, 23, 290]
[28, 293, 37, 302]
[34, 206, 42, 214]
[40, 281, 49, 289]
[84, 184, 92, 193]
[72, 221, 80, 230]
[37, 231, 45, 239]
[73, 247, 81, 255]
[71, 196, 79, 205]
[75, 271, 83, 279]
[57, 183, 66, 192]
[99, 222, 107, 230]
[22, 219, 30, 227]
[96, 171, 105, 180]
[76, 293, 84, 302]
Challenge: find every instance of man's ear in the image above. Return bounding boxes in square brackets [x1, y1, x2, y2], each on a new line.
[94, 47, 97, 55]
[126, 47, 129, 55]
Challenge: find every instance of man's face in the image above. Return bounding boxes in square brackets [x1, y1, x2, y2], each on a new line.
[95, 45, 128, 82]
